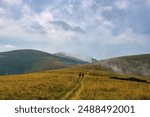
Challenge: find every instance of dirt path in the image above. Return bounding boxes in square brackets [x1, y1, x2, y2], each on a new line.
[60, 76, 85, 100]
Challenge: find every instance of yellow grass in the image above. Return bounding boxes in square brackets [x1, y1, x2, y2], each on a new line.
[0, 68, 150, 100]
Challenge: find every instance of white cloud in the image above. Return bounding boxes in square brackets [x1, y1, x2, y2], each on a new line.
[21, 7, 55, 34]
[114, 1, 128, 9]
[34, 10, 53, 25]
[5, 44, 16, 48]
[21, 4, 32, 16]
[102, 20, 113, 28]
[0, 44, 17, 52]
[46, 27, 76, 42]
[1, 0, 22, 7]
[81, 0, 95, 9]
[102, 6, 113, 11]
[0, 18, 4, 27]
[107, 28, 146, 45]
[65, 3, 74, 14]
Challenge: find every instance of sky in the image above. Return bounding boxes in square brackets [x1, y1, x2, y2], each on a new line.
[0, 0, 150, 60]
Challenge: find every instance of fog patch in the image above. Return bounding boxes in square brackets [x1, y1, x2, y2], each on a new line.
[98, 56, 150, 76]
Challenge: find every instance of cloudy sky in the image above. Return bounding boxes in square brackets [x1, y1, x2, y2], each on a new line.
[0, 0, 150, 59]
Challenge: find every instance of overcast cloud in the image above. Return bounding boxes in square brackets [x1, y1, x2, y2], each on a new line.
[0, 0, 150, 59]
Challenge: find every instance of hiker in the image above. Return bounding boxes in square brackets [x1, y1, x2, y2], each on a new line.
[79, 72, 82, 78]
[82, 73, 84, 78]
[79, 72, 85, 78]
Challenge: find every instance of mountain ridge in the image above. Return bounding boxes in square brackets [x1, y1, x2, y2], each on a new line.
[95, 54, 150, 76]
[0, 49, 88, 75]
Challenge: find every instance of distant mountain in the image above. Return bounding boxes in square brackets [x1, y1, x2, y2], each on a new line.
[91, 58, 98, 63]
[96, 54, 150, 76]
[0, 49, 87, 75]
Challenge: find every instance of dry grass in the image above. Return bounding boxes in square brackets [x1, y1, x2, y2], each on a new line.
[0, 68, 150, 100]
[80, 71, 150, 100]
[0, 69, 79, 100]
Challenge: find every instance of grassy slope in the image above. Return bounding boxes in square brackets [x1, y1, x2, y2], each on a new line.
[0, 49, 87, 75]
[95, 54, 150, 76]
[0, 66, 150, 100]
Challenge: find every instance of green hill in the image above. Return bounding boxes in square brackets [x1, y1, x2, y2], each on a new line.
[95, 54, 150, 76]
[0, 49, 87, 75]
